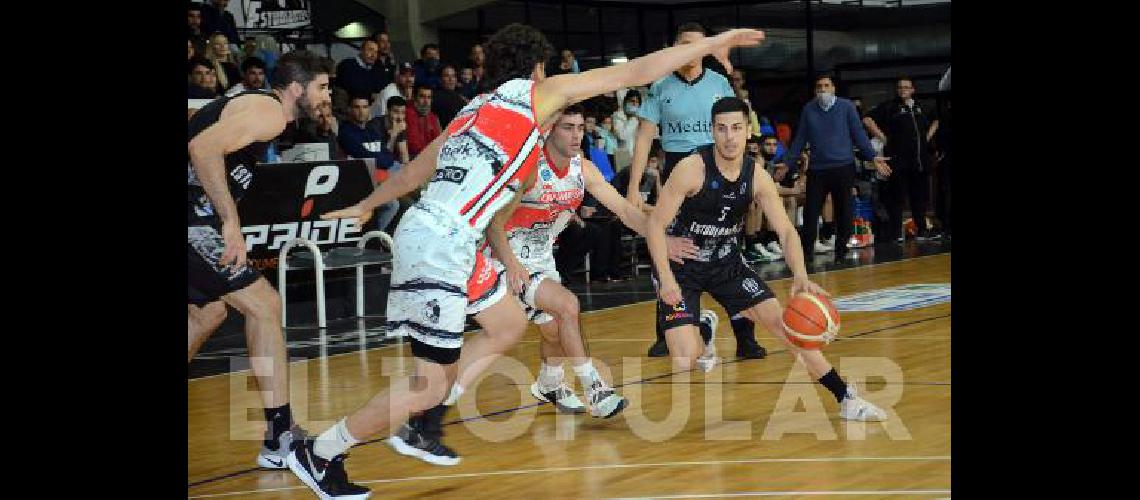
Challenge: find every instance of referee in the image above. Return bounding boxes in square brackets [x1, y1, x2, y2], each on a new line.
[625, 21, 766, 360]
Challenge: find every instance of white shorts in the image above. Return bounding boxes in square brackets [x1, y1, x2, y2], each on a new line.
[467, 247, 560, 325]
[386, 201, 505, 350]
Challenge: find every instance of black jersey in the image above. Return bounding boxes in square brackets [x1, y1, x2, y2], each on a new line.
[671, 145, 756, 262]
[187, 90, 281, 225]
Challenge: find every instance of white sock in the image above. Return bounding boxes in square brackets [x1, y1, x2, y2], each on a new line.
[572, 360, 599, 387]
[539, 362, 564, 388]
[443, 384, 464, 406]
[313, 417, 359, 461]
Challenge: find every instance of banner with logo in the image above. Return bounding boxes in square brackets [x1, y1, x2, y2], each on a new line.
[238, 159, 374, 272]
[832, 284, 951, 312]
[242, 0, 311, 29]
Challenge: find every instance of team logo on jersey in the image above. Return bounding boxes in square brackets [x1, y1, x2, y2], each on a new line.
[742, 277, 760, 296]
[710, 179, 719, 190]
[540, 168, 553, 181]
[424, 299, 441, 324]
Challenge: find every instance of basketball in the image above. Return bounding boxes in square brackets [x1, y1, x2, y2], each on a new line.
[782, 292, 840, 349]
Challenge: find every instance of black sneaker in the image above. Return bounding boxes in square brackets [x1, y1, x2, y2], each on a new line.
[735, 337, 768, 360]
[647, 338, 669, 357]
[386, 423, 460, 466]
[287, 439, 371, 500]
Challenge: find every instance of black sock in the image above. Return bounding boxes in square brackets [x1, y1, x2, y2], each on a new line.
[699, 320, 713, 344]
[730, 316, 755, 342]
[417, 403, 449, 440]
[759, 230, 778, 246]
[820, 222, 835, 241]
[818, 368, 848, 403]
[263, 403, 293, 448]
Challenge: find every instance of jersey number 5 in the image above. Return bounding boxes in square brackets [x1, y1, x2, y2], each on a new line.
[718, 206, 730, 222]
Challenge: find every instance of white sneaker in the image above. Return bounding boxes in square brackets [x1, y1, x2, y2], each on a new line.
[838, 385, 887, 422]
[814, 240, 834, 254]
[696, 310, 719, 373]
[765, 241, 784, 256]
[585, 379, 628, 418]
[530, 380, 587, 414]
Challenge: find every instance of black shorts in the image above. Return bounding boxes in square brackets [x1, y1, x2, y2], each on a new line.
[188, 224, 261, 306]
[653, 253, 776, 331]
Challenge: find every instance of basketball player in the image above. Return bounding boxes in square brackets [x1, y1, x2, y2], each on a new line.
[187, 50, 331, 468]
[385, 104, 662, 466]
[622, 21, 767, 361]
[646, 97, 887, 422]
[285, 23, 766, 499]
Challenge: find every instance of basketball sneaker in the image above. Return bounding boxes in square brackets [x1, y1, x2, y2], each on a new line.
[585, 379, 628, 418]
[287, 438, 371, 500]
[838, 384, 888, 422]
[386, 423, 461, 466]
[257, 427, 303, 469]
[531, 380, 587, 414]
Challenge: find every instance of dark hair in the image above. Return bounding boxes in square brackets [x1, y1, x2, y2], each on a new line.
[361, 39, 379, 50]
[348, 93, 373, 106]
[814, 72, 835, 85]
[760, 135, 779, 144]
[747, 135, 762, 145]
[711, 96, 750, 122]
[188, 56, 212, 74]
[188, 2, 202, 14]
[623, 90, 641, 105]
[675, 21, 706, 43]
[413, 83, 433, 96]
[241, 56, 266, 73]
[421, 43, 440, 56]
[483, 23, 553, 92]
[373, 31, 389, 40]
[270, 50, 330, 90]
[386, 95, 407, 110]
[441, 64, 458, 75]
[897, 75, 914, 85]
[560, 103, 585, 119]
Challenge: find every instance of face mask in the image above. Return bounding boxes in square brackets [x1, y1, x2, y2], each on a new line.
[817, 91, 836, 110]
[624, 104, 639, 115]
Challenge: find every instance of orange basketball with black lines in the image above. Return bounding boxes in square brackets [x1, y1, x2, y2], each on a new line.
[781, 292, 840, 349]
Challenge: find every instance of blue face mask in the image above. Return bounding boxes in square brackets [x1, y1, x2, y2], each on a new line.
[817, 91, 836, 111]
[624, 103, 639, 115]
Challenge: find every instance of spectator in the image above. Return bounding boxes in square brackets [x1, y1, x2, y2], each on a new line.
[188, 3, 206, 53]
[200, 0, 241, 52]
[373, 62, 414, 119]
[458, 67, 478, 99]
[340, 95, 396, 169]
[730, 69, 762, 136]
[862, 76, 939, 242]
[611, 90, 641, 161]
[187, 56, 219, 99]
[204, 33, 241, 93]
[405, 83, 442, 158]
[240, 35, 279, 81]
[431, 64, 468, 127]
[466, 43, 487, 92]
[225, 56, 269, 96]
[188, 37, 197, 61]
[549, 48, 580, 76]
[338, 94, 402, 233]
[335, 39, 385, 101]
[412, 43, 442, 90]
[785, 74, 889, 264]
[932, 96, 951, 238]
[371, 31, 398, 90]
[376, 96, 410, 167]
[294, 101, 344, 161]
[583, 114, 615, 181]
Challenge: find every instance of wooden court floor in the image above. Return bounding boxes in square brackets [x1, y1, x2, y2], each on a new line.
[189, 253, 950, 499]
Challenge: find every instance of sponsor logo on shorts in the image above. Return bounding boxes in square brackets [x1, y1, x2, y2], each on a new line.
[424, 299, 441, 324]
[743, 277, 761, 296]
[666, 311, 693, 321]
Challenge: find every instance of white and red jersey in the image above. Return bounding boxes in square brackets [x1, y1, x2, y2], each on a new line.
[502, 149, 585, 262]
[420, 78, 543, 233]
